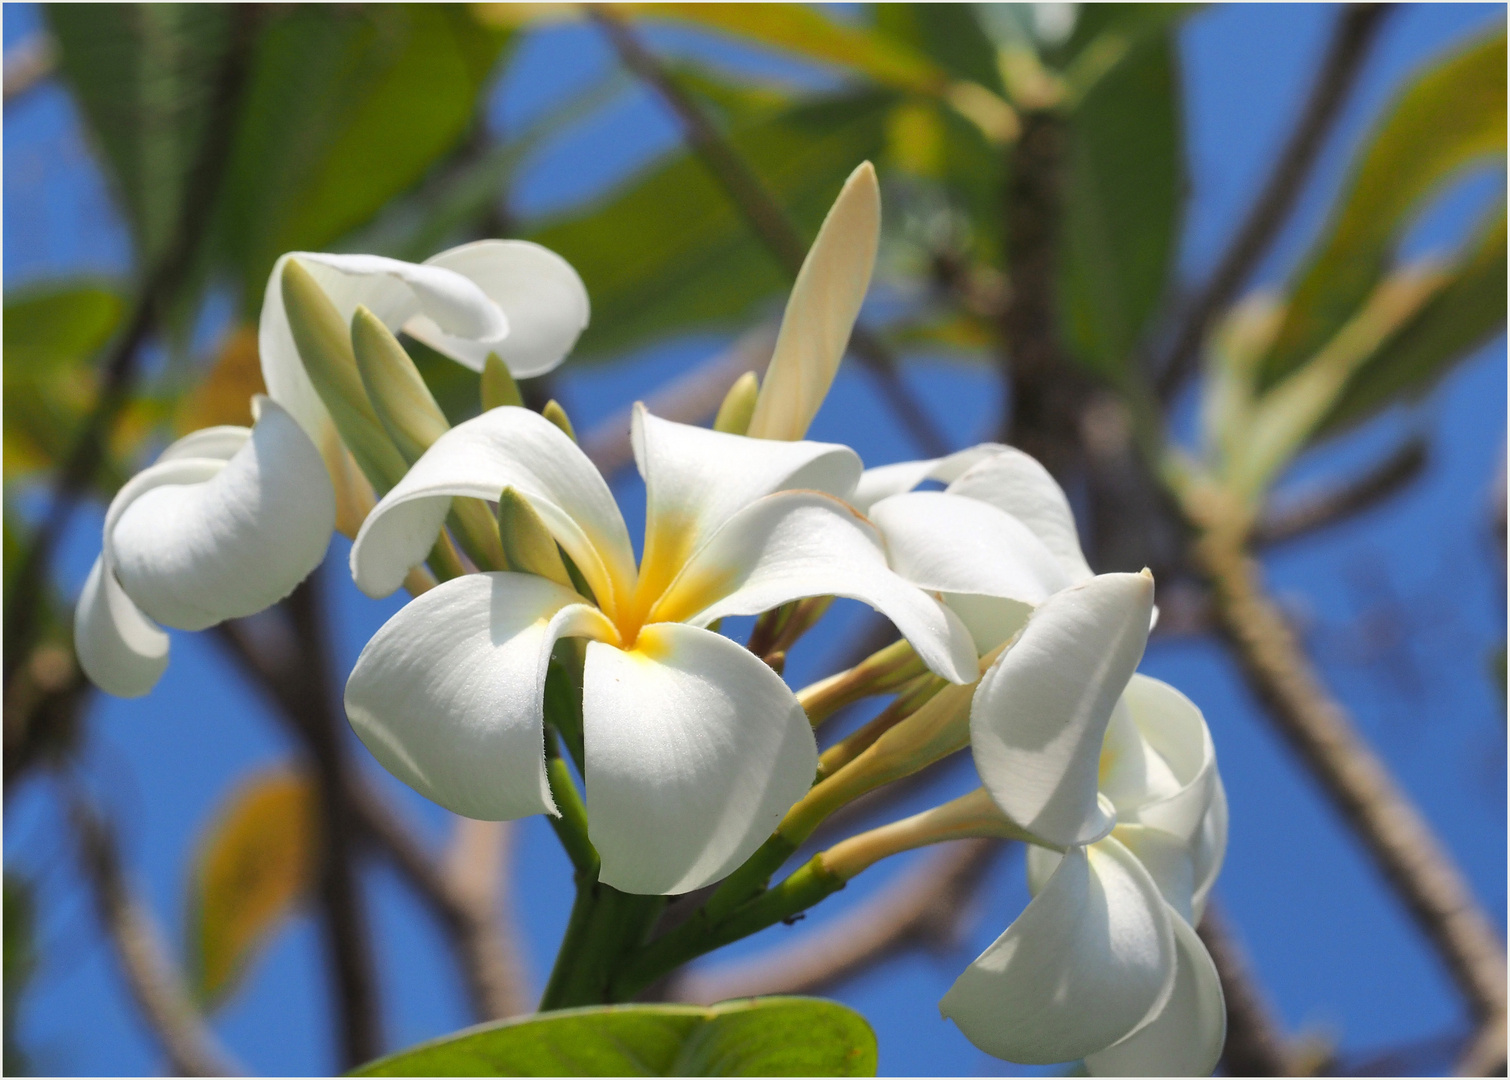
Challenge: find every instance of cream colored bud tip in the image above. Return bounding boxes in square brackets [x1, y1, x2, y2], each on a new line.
[1139, 567, 1155, 581]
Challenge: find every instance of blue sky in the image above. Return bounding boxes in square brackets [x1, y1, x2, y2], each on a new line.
[4, 3, 1505, 1076]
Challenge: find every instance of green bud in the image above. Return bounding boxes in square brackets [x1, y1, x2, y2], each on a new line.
[480, 352, 524, 410]
[351, 306, 449, 464]
[542, 399, 576, 442]
[497, 487, 573, 588]
[281, 260, 408, 492]
[713, 371, 760, 435]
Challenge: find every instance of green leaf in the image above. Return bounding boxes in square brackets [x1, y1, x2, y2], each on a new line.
[45, 5, 237, 270]
[351, 998, 878, 1077]
[873, 4, 1003, 93]
[188, 767, 317, 1008]
[4, 873, 37, 1077]
[1057, 31, 1181, 381]
[1263, 30, 1506, 382]
[215, 5, 510, 307]
[3, 283, 126, 479]
[1319, 208, 1506, 434]
[527, 90, 894, 363]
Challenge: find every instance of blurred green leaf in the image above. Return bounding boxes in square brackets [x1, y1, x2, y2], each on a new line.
[1057, 32, 1182, 381]
[217, 5, 510, 307]
[4, 873, 36, 1077]
[351, 998, 878, 1077]
[529, 90, 893, 362]
[1319, 208, 1506, 434]
[1263, 29, 1506, 382]
[188, 767, 317, 1008]
[46, 5, 237, 270]
[874, 5, 1003, 93]
[3, 283, 125, 479]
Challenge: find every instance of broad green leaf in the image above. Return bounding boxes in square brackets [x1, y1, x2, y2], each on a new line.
[351, 998, 878, 1077]
[45, 5, 237, 270]
[188, 767, 317, 1007]
[216, 5, 510, 307]
[1057, 32, 1181, 381]
[1319, 208, 1506, 434]
[528, 90, 894, 362]
[1263, 30, 1506, 381]
[3, 283, 125, 479]
[874, 4, 1003, 93]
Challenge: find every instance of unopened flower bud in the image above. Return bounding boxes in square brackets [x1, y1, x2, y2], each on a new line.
[351, 306, 450, 464]
[497, 486, 573, 589]
[713, 371, 759, 435]
[281, 260, 408, 492]
[542, 399, 576, 442]
[481, 352, 524, 410]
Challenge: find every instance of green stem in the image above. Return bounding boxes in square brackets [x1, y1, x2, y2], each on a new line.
[540, 881, 665, 1010]
[611, 856, 844, 1002]
[544, 730, 597, 878]
[702, 833, 797, 923]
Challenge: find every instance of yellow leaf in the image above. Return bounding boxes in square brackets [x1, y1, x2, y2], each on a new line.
[188, 766, 317, 1007]
[175, 326, 266, 435]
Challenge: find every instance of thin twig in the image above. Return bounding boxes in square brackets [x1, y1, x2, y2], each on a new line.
[2, 9, 259, 692]
[589, 6, 950, 457]
[1156, 4, 1391, 397]
[1193, 523, 1508, 1065]
[667, 839, 1001, 1003]
[1197, 901, 1305, 1077]
[580, 324, 777, 478]
[1255, 436, 1428, 546]
[66, 788, 244, 1077]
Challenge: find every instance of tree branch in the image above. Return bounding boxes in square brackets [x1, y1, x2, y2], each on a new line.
[67, 789, 243, 1077]
[589, 6, 950, 457]
[1192, 523, 1508, 1064]
[3, 32, 55, 105]
[666, 839, 1001, 1003]
[1197, 901, 1307, 1077]
[1156, 4, 1391, 397]
[1254, 436, 1428, 546]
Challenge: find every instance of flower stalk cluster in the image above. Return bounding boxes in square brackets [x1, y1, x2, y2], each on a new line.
[74, 162, 1227, 1074]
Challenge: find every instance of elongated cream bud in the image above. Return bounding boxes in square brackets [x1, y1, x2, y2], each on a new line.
[713, 371, 760, 435]
[497, 487, 572, 588]
[351, 306, 449, 464]
[481, 352, 523, 410]
[542, 399, 576, 442]
[822, 789, 1037, 881]
[281, 260, 408, 492]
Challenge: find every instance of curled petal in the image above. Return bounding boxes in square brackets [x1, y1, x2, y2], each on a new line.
[345, 573, 616, 821]
[971, 573, 1155, 846]
[1117, 675, 1221, 846]
[1191, 776, 1228, 922]
[111, 399, 335, 630]
[155, 425, 250, 464]
[1112, 823, 1199, 924]
[939, 592, 1032, 655]
[941, 838, 1177, 1065]
[350, 407, 635, 607]
[633, 405, 860, 599]
[73, 556, 169, 698]
[947, 448, 1093, 582]
[583, 623, 817, 894]
[746, 162, 879, 441]
[1086, 912, 1226, 1077]
[868, 491, 1071, 603]
[658, 490, 978, 685]
[849, 444, 1005, 513]
[410, 240, 589, 377]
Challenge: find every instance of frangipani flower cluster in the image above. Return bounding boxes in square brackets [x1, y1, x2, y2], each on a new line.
[71, 160, 1226, 1075]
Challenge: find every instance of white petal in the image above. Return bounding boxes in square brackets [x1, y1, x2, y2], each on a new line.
[940, 592, 1032, 655]
[632, 404, 860, 602]
[349, 406, 636, 608]
[345, 572, 616, 821]
[410, 240, 589, 377]
[1118, 675, 1221, 846]
[1086, 911, 1225, 1077]
[1191, 775, 1228, 922]
[73, 556, 169, 698]
[110, 399, 335, 630]
[970, 573, 1155, 846]
[849, 444, 1006, 513]
[940, 838, 1177, 1065]
[867, 491, 1071, 603]
[947, 448, 1093, 582]
[583, 622, 817, 894]
[746, 163, 879, 442]
[154, 425, 250, 464]
[1113, 822, 1199, 924]
[659, 490, 978, 685]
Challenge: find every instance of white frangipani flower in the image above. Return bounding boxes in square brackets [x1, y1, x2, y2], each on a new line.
[342, 403, 978, 896]
[851, 443, 1094, 651]
[74, 397, 335, 697]
[940, 571, 1227, 1074]
[259, 241, 590, 475]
